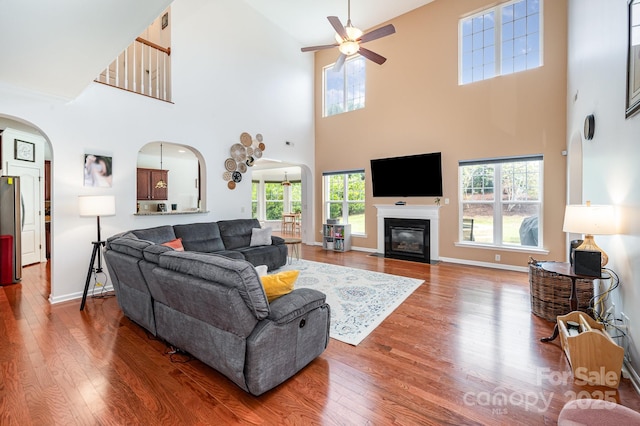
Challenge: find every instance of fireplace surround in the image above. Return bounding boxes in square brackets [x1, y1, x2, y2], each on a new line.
[375, 204, 440, 263]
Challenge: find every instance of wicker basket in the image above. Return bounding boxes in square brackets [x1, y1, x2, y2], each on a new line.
[528, 258, 594, 322]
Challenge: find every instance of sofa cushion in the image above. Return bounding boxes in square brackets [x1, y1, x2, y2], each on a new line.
[108, 236, 155, 259]
[142, 244, 174, 264]
[260, 270, 299, 302]
[236, 244, 287, 271]
[174, 222, 226, 253]
[218, 219, 262, 250]
[250, 227, 272, 247]
[158, 251, 270, 320]
[131, 225, 176, 244]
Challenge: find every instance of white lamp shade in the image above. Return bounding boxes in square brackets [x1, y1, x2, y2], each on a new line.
[79, 195, 116, 217]
[562, 204, 616, 235]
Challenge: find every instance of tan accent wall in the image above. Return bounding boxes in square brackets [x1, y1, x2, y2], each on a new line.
[313, 0, 568, 268]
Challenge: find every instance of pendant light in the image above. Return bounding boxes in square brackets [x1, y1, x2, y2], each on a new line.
[155, 143, 168, 189]
[281, 172, 291, 186]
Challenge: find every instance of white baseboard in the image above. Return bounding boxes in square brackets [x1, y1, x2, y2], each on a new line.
[437, 256, 529, 273]
[338, 245, 529, 272]
[49, 284, 114, 305]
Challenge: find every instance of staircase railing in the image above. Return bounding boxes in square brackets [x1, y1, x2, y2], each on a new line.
[95, 37, 172, 102]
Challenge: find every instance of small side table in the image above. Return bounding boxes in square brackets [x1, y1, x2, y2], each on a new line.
[283, 237, 301, 264]
[539, 262, 601, 343]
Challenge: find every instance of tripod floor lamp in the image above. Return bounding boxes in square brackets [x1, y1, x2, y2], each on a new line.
[79, 195, 115, 311]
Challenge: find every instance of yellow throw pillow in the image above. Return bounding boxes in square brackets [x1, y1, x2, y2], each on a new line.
[260, 270, 299, 302]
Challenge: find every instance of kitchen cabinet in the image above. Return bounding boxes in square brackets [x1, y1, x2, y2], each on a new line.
[137, 168, 168, 200]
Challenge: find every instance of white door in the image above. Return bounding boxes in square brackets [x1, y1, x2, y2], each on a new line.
[8, 164, 42, 265]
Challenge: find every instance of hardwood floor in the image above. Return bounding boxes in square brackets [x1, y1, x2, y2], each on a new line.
[2, 246, 639, 425]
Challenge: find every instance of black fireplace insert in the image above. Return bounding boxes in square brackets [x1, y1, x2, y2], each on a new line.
[384, 218, 430, 263]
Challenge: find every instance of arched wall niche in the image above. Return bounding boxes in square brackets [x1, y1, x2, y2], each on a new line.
[136, 141, 206, 213]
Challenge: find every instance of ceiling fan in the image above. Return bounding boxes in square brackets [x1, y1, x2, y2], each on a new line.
[301, 0, 396, 71]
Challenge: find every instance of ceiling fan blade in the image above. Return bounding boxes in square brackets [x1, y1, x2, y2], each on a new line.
[301, 43, 339, 52]
[328, 16, 348, 40]
[359, 24, 396, 43]
[359, 47, 387, 65]
[333, 54, 347, 72]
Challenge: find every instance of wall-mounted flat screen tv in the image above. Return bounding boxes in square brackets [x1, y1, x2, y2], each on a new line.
[370, 152, 443, 197]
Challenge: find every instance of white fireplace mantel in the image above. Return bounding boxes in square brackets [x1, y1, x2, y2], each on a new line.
[374, 204, 440, 261]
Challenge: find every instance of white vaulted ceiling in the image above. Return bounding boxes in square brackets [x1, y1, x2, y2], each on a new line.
[0, 0, 433, 99]
[241, 0, 435, 46]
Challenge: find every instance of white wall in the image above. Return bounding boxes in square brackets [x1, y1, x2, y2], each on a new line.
[568, 0, 640, 382]
[0, 0, 315, 302]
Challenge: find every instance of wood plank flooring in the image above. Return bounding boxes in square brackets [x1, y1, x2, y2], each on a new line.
[1, 245, 639, 425]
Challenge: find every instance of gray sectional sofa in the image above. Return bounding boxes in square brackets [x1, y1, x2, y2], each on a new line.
[104, 219, 331, 396]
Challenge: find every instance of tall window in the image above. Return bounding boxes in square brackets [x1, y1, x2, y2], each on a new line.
[460, 0, 542, 85]
[459, 155, 542, 248]
[291, 181, 302, 213]
[264, 181, 284, 221]
[323, 56, 366, 117]
[251, 180, 259, 219]
[323, 170, 365, 234]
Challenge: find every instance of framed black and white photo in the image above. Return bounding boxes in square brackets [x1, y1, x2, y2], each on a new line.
[626, 0, 640, 118]
[14, 139, 35, 162]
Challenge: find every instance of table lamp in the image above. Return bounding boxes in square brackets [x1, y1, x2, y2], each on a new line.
[562, 201, 616, 267]
[78, 195, 116, 310]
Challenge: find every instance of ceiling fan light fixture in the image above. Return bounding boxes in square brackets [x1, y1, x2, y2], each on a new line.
[334, 23, 363, 43]
[345, 23, 363, 40]
[339, 40, 360, 56]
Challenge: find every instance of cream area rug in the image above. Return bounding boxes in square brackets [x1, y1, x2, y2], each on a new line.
[276, 260, 424, 346]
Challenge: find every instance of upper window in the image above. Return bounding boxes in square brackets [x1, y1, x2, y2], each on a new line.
[459, 155, 543, 248]
[323, 56, 366, 117]
[322, 170, 365, 234]
[460, 0, 542, 85]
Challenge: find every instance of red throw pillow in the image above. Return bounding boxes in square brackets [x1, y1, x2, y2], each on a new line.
[161, 237, 184, 251]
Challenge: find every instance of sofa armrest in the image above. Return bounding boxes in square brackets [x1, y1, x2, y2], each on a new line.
[271, 235, 285, 245]
[266, 288, 327, 324]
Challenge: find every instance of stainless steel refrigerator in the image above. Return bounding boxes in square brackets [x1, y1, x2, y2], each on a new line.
[0, 175, 22, 284]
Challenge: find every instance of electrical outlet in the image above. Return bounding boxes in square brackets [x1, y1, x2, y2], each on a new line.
[495, 254, 501, 262]
[622, 312, 631, 334]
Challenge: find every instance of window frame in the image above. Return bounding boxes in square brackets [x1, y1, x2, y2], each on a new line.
[457, 155, 545, 251]
[323, 55, 366, 117]
[252, 179, 302, 221]
[322, 169, 366, 236]
[459, 0, 543, 85]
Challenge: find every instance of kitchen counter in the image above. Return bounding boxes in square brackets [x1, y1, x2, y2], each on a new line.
[134, 210, 209, 216]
